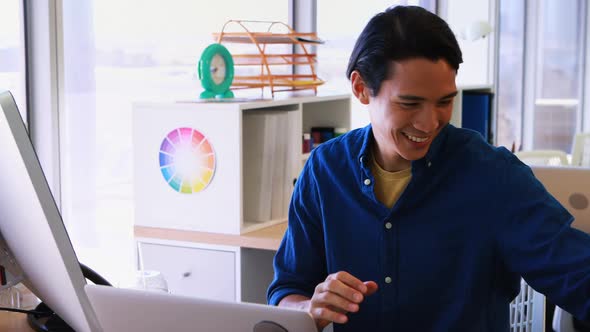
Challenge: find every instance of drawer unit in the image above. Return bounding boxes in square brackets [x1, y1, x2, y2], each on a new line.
[138, 240, 238, 302]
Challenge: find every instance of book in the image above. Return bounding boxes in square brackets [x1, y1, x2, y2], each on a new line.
[242, 112, 272, 222]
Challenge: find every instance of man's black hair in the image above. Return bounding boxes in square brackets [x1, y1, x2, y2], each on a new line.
[346, 5, 463, 96]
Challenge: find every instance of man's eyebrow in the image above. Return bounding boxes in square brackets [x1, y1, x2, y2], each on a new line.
[440, 91, 459, 100]
[397, 91, 459, 101]
[397, 95, 425, 101]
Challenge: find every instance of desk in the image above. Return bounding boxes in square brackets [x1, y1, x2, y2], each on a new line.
[0, 311, 35, 331]
[134, 221, 287, 251]
[134, 222, 287, 304]
[0, 224, 289, 331]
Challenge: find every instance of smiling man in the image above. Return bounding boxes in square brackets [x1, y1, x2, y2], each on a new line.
[267, 5, 590, 332]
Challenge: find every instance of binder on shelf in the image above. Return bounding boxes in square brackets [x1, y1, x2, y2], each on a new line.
[270, 113, 286, 220]
[310, 127, 335, 149]
[302, 133, 312, 154]
[283, 110, 299, 218]
[243, 110, 295, 223]
[243, 112, 272, 222]
[461, 91, 493, 143]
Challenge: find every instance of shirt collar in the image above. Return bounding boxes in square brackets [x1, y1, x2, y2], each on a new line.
[356, 123, 451, 172]
[357, 125, 373, 169]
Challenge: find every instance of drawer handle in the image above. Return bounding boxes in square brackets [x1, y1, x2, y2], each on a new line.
[182, 272, 191, 278]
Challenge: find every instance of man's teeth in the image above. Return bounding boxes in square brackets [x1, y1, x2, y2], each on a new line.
[404, 133, 428, 143]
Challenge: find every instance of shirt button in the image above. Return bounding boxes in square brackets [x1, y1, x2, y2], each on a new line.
[385, 277, 392, 284]
[359, 155, 365, 164]
[364, 178, 371, 186]
[427, 161, 432, 167]
[385, 222, 392, 229]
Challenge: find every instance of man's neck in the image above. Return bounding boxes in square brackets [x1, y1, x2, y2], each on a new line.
[372, 143, 411, 172]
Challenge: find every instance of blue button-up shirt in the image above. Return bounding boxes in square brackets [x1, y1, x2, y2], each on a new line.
[268, 124, 590, 331]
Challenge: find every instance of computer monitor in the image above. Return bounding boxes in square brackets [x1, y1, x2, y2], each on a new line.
[0, 90, 102, 331]
[531, 165, 590, 234]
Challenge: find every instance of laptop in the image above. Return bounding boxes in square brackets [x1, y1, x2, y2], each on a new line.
[85, 284, 318, 332]
[531, 166, 590, 234]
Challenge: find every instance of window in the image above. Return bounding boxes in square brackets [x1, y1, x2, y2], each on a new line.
[0, 0, 26, 118]
[497, 0, 586, 152]
[60, 0, 289, 282]
[529, 0, 585, 152]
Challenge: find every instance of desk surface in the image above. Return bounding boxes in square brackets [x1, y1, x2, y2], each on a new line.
[0, 225, 289, 332]
[134, 222, 287, 251]
[0, 311, 35, 331]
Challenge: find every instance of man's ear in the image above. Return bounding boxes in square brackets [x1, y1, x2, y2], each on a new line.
[350, 71, 370, 105]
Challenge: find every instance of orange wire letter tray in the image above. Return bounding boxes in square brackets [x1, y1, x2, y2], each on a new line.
[213, 20, 324, 97]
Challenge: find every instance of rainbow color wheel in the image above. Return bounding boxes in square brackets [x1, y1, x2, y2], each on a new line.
[159, 128, 216, 193]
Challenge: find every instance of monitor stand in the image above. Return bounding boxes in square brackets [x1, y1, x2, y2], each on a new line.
[27, 301, 74, 332]
[27, 263, 111, 332]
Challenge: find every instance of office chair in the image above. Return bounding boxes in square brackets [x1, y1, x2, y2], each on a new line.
[571, 133, 590, 167]
[514, 150, 569, 166]
[510, 279, 545, 331]
[553, 306, 590, 332]
[553, 306, 575, 332]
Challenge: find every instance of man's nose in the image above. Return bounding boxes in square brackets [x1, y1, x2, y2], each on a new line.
[413, 104, 439, 133]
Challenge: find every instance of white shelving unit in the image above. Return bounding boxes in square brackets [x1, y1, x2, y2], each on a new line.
[133, 94, 350, 235]
[132, 94, 351, 303]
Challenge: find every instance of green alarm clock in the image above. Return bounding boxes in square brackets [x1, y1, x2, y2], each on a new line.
[198, 43, 235, 99]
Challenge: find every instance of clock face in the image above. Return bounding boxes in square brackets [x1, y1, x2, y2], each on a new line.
[210, 54, 227, 85]
[198, 43, 234, 98]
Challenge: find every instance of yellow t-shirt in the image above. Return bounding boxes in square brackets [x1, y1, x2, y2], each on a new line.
[370, 156, 412, 209]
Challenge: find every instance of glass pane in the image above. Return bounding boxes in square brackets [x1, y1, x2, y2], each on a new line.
[533, 105, 577, 150]
[532, 0, 583, 151]
[61, 0, 289, 283]
[0, 0, 26, 118]
[496, 0, 525, 150]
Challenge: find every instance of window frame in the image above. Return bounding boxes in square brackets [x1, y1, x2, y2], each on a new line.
[24, 0, 63, 207]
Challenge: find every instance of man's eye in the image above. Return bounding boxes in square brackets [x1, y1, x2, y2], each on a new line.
[438, 100, 452, 106]
[400, 103, 419, 108]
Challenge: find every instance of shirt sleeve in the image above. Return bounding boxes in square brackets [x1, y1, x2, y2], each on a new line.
[267, 155, 327, 306]
[497, 157, 590, 321]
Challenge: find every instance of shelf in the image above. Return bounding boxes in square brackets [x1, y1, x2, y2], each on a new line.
[242, 218, 287, 234]
[232, 53, 316, 66]
[132, 95, 352, 305]
[133, 95, 351, 235]
[213, 32, 323, 44]
[134, 222, 287, 251]
[233, 75, 324, 88]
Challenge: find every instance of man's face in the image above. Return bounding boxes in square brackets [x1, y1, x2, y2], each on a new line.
[366, 58, 457, 169]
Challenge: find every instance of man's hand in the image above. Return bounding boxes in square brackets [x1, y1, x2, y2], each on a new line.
[279, 271, 378, 330]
